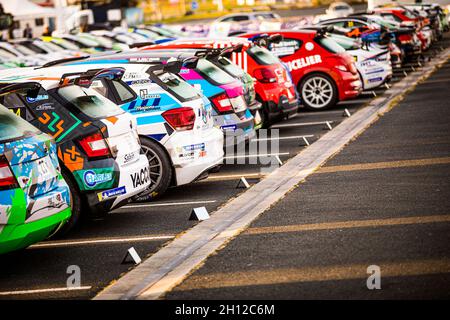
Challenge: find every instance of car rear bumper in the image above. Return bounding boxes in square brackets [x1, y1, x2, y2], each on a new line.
[0, 207, 71, 254]
[165, 127, 225, 186]
[85, 154, 151, 216]
[339, 72, 362, 101]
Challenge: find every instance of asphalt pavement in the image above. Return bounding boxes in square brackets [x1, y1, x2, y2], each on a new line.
[0, 34, 449, 300]
[165, 57, 450, 300]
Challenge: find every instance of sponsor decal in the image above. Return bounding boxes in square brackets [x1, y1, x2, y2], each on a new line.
[286, 55, 322, 71]
[221, 124, 237, 131]
[124, 72, 140, 79]
[127, 79, 151, 85]
[83, 170, 113, 188]
[270, 40, 300, 57]
[35, 103, 55, 111]
[368, 77, 383, 83]
[183, 143, 205, 152]
[26, 94, 48, 103]
[131, 167, 150, 189]
[305, 42, 314, 51]
[139, 89, 161, 100]
[365, 68, 385, 75]
[123, 152, 136, 164]
[97, 186, 127, 201]
[129, 57, 161, 63]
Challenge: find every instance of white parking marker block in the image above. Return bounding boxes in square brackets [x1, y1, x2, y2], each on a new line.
[411, 66, 416, 71]
[384, 83, 390, 90]
[343, 108, 351, 118]
[418, 61, 422, 67]
[403, 71, 408, 77]
[236, 177, 250, 189]
[275, 155, 283, 166]
[122, 247, 142, 265]
[372, 91, 377, 97]
[302, 136, 310, 146]
[325, 121, 333, 130]
[189, 207, 210, 221]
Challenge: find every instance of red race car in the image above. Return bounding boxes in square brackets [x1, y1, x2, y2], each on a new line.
[240, 30, 362, 110]
[141, 38, 299, 127]
[373, 7, 432, 51]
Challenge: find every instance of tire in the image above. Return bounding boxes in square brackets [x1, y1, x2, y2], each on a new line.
[51, 170, 82, 237]
[133, 136, 172, 202]
[299, 73, 338, 111]
[255, 95, 271, 128]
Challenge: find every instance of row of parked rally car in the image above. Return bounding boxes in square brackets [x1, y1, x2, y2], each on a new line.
[0, 4, 448, 255]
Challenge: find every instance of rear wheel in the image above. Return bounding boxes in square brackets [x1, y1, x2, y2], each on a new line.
[299, 73, 338, 111]
[134, 137, 172, 202]
[51, 170, 82, 237]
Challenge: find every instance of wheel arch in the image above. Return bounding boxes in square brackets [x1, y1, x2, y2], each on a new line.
[139, 134, 177, 187]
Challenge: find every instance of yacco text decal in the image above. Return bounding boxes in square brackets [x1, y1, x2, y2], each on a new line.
[131, 167, 150, 189]
[286, 55, 322, 71]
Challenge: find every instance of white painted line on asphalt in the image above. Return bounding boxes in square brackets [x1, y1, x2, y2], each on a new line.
[223, 152, 289, 159]
[251, 135, 314, 142]
[29, 235, 176, 249]
[122, 200, 217, 209]
[94, 47, 450, 301]
[0, 286, 92, 296]
[270, 121, 334, 129]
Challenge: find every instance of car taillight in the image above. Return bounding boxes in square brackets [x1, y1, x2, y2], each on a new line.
[210, 93, 233, 114]
[162, 107, 195, 131]
[0, 156, 18, 190]
[78, 132, 110, 159]
[399, 34, 413, 44]
[253, 68, 277, 83]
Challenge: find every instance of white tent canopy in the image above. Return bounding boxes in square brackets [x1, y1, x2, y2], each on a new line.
[0, 0, 56, 19]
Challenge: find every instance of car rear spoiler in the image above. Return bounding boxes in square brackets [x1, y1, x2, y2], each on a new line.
[146, 59, 184, 75]
[248, 33, 283, 47]
[193, 44, 245, 58]
[40, 55, 90, 68]
[128, 41, 155, 49]
[59, 67, 126, 88]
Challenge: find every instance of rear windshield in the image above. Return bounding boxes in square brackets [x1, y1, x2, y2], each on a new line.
[216, 56, 245, 78]
[247, 45, 280, 65]
[315, 36, 345, 54]
[154, 71, 200, 102]
[196, 58, 236, 86]
[0, 104, 39, 141]
[58, 85, 123, 119]
[331, 36, 360, 50]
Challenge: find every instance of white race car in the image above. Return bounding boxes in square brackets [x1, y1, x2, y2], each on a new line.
[43, 56, 225, 200]
[327, 33, 392, 90]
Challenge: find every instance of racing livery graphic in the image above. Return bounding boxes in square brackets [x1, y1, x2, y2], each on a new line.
[0, 67, 150, 234]
[240, 31, 362, 110]
[0, 105, 71, 254]
[50, 56, 224, 200]
[146, 38, 299, 127]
